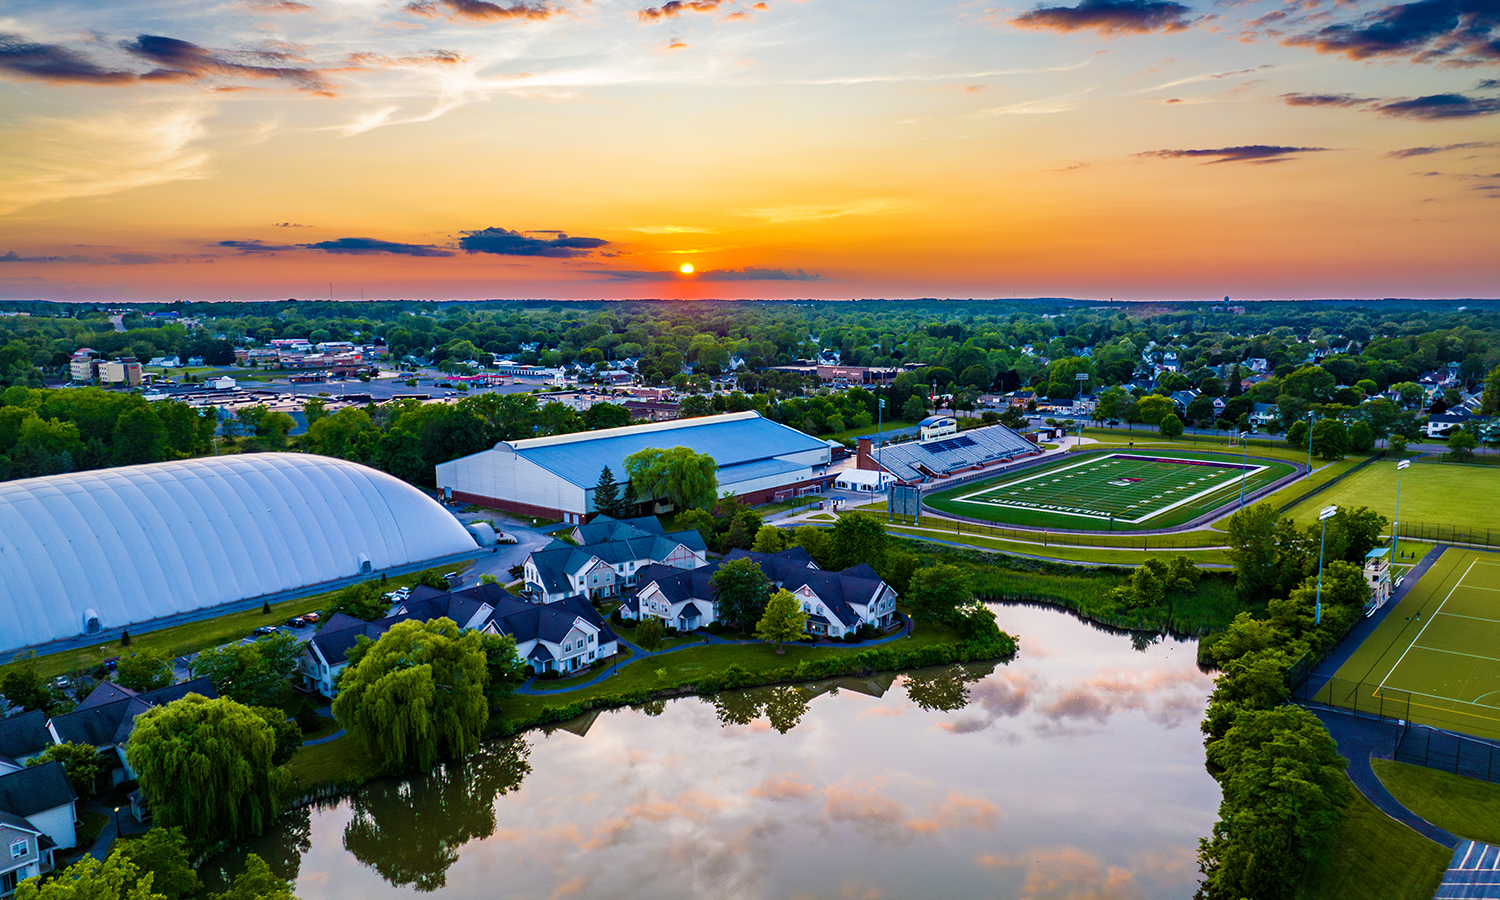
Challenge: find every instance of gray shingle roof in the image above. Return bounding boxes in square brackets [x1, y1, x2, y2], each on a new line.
[0, 761, 75, 818]
[0, 710, 50, 760]
[50, 678, 219, 749]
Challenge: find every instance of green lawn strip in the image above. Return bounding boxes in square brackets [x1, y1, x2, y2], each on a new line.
[2, 565, 470, 681]
[492, 621, 970, 729]
[882, 524, 1230, 566]
[1083, 429, 1309, 462]
[283, 733, 383, 793]
[1372, 759, 1500, 845]
[922, 449, 1295, 530]
[1306, 771, 1450, 900]
[966, 564, 1249, 635]
[75, 812, 109, 848]
[300, 717, 340, 741]
[1281, 459, 1500, 536]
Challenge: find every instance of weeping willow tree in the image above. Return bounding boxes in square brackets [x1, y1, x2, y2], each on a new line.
[125, 694, 288, 841]
[332, 618, 489, 774]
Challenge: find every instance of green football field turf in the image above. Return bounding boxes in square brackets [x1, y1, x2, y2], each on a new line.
[1321, 549, 1500, 741]
[922, 450, 1297, 529]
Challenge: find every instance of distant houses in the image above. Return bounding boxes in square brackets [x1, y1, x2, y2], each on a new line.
[522, 515, 708, 604]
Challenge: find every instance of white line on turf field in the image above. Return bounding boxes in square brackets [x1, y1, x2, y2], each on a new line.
[1433, 611, 1500, 625]
[1408, 644, 1500, 664]
[1376, 684, 1500, 712]
[1378, 558, 1481, 695]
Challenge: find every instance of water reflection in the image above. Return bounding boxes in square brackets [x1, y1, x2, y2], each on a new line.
[230, 604, 1220, 900]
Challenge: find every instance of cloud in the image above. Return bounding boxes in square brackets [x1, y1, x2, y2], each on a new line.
[0, 33, 136, 84]
[748, 774, 815, 800]
[1283, 0, 1500, 68]
[1135, 144, 1329, 163]
[638, 0, 729, 22]
[1384, 140, 1500, 157]
[981, 846, 1144, 900]
[404, 0, 557, 22]
[272, 222, 314, 227]
[1009, 0, 1195, 36]
[459, 227, 608, 257]
[631, 225, 715, 234]
[122, 35, 328, 91]
[0, 251, 91, 263]
[302, 237, 454, 256]
[1280, 92, 1376, 106]
[1374, 92, 1500, 118]
[1478, 78, 1500, 89]
[216, 239, 302, 254]
[242, 0, 315, 11]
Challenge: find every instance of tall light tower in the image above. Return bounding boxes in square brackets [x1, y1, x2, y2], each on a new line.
[1238, 430, 1249, 509]
[1316, 504, 1338, 625]
[1305, 410, 1316, 479]
[1393, 458, 1410, 558]
[1075, 372, 1089, 450]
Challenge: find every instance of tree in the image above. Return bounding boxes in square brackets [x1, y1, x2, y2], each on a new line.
[711, 557, 772, 631]
[635, 615, 666, 654]
[1158, 413, 1184, 439]
[624, 446, 719, 511]
[906, 564, 973, 623]
[1134, 394, 1175, 427]
[26, 743, 102, 797]
[1284, 418, 1310, 451]
[1310, 419, 1349, 461]
[751, 524, 785, 553]
[1347, 420, 1374, 453]
[15, 850, 165, 900]
[755, 589, 809, 653]
[251, 706, 303, 765]
[790, 525, 832, 568]
[0, 652, 60, 714]
[126, 694, 287, 841]
[302, 397, 329, 427]
[324, 579, 390, 621]
[1224, 504, 1284, 602]
[209, 854, 296, 900]
[116, 650, 175, 693]
[591, 465, 622, 519]
[582, 402, 631, 431]
[112, 408, 169, 466]
[828, 514, 888, 572]
[332, 618, 489, 773]
[478, 632, 525, 701]
[1449, 426, 1479, 461]
[673, 507, 716, 545]
[1482, 365, 1500, 416]
[190, 633, 302, 708]
[113, 828, 200, 900]
[901, 394, 926, 421]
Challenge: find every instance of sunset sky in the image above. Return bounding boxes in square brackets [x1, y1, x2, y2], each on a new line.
[1, 0, 1497, 302]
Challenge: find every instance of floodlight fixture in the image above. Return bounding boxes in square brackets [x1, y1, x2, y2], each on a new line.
[1397, 459, 1410, 470]
[1319, 505, 1338, 521]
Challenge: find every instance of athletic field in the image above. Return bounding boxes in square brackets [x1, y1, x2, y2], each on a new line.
[1320, 549, 1500, 742]
[922, 450, 1297, 530]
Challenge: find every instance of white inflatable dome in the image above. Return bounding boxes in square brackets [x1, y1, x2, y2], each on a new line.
[0, 453, 476, 654]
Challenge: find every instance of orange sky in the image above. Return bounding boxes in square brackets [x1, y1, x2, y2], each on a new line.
[1, 0, 1497, 300]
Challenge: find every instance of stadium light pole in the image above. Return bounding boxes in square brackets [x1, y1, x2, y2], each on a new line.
[1393, 459, 1410, 559]
[1315, 504, 1338, 625]
[1238, 431, 1248, 509]
[1305, 410, 1315, 479]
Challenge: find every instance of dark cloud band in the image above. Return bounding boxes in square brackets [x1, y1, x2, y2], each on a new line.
[1135, 145, 1329, 163]
[1010, 0, 1194, 36]
[459, 227, 608, 257]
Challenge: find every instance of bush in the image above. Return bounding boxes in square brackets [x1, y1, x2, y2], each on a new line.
[610, 609, 624, 626]
[706, 621, 725, 634]
[842, 632, 861, 644]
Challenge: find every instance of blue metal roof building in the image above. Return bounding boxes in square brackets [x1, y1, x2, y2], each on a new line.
[435, 411, 834, 523]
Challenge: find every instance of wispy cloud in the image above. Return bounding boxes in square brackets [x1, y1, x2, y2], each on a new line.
[1384, 141, 1500, 158]
[1010, 0, 1195, 36]
[303, 237, 454, 256]
[733, 199, 920, 223]
[1135, 145, 1330, 163]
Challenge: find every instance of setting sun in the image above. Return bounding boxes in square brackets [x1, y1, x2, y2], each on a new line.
[680, 264, 693, 275]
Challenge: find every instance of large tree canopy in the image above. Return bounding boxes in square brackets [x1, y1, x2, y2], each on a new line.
[623, 445, 718, 512]
[332, 618, 490, 773]
[125, 694, 287, 841]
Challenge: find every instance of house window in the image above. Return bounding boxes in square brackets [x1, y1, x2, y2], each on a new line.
[588, 634, 595, 644]
[9, 838, 26, 860]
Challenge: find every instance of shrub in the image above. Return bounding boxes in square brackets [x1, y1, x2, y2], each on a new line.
[842, 632, 861, 644]
[610, 609, 624, 626]
[706, 621, 725, 635]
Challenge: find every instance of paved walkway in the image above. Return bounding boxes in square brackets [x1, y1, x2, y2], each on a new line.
[515, 614, 915, 696]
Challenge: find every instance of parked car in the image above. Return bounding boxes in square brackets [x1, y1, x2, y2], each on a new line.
[252, 625, 278, 637]
[302, 612, 321, 623]
[286, 617, 306, 628]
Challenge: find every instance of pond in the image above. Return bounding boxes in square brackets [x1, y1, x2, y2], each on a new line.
[219, 604, 1221, 899]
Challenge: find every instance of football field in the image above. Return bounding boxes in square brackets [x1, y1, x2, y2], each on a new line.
[923, 450, 1296, 529]
[1321, 549, 1500, 741]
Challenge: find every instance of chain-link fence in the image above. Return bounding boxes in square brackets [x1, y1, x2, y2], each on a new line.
[1397, 521, 1500, 549]
[1396, 726, 1500, 785]
[1291, 676, 1413, 725]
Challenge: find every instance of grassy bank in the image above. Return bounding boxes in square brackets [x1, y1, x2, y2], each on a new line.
[884, 523, 1232, 566]
[1308, 771, 1450, 900]
[1373, 759, 1500, 845]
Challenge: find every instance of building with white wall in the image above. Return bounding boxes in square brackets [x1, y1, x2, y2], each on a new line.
[435, 411, 834, 523]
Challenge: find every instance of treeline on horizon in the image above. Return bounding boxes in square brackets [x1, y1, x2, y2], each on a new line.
[2, 298, 1499, 484]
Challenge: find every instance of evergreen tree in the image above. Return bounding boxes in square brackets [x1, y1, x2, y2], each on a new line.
[621, 477, 639, 517]
[592, 465, 621, 519]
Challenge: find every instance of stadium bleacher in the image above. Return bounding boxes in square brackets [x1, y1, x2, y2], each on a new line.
[875, 424, 1036, 482]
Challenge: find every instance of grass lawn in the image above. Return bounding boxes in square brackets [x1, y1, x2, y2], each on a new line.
[1, 565, 468, 681]
[1307, 771, 1450, 900]
[1282, 458, 1500, 536]
[1206, 456, 1373, 531]
[923, 449, 1296, 530]
[300, 716, 341, 741]
[75, 812, 109, 849]
[494, 620, 965, 726]
[882, 523, 1231, 567]
[284, 734, 382, 791]
[1373, 759, 1500, 845]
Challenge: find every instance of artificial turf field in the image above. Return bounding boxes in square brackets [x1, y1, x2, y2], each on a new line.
[922, 449, 1297, 529]
[1320, 548, 1500, 742]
